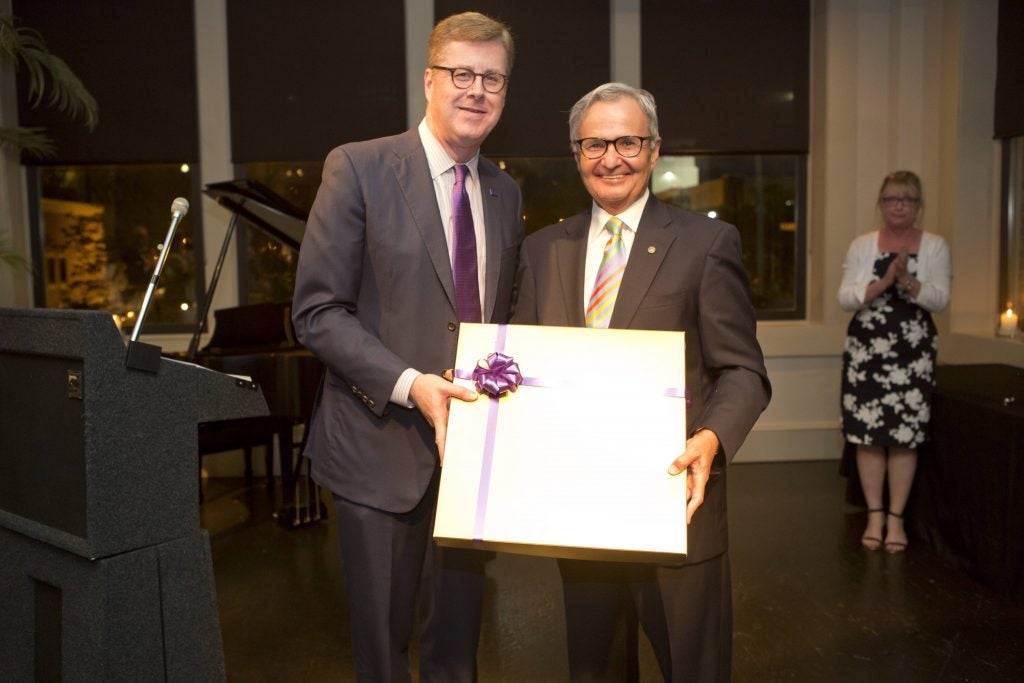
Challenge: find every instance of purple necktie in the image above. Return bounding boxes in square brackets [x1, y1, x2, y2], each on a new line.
[452, 164, 481, 322]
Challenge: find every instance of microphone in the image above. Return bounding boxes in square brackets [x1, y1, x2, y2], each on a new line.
[127, 198, 191, 364]
[171, 196, 190, 219]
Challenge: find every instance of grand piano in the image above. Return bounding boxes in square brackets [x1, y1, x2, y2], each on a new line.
[191, 179, 324, 527]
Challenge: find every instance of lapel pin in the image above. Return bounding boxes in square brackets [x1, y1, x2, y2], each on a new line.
[647, 246, 657, 254]
[489, 188, 499, 197]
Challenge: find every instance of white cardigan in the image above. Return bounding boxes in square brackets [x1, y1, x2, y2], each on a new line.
[837, 230, 951, 313]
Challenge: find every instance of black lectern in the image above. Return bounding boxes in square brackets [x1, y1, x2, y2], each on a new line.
[0, 308, 268, 681]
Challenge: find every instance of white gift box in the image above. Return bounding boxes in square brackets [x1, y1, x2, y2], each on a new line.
[434, 323, 688, 562]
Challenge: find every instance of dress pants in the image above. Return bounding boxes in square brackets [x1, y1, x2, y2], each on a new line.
[559, 551, 732, 683]
[332, 472, 487, 683]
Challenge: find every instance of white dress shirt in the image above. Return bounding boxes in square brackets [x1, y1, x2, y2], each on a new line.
[392, 121, 491, 406]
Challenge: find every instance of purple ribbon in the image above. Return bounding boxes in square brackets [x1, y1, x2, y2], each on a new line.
[470, 325, 511, 540]
[469, 352, 523, 398]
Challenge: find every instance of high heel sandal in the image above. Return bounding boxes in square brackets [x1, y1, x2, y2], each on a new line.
[884, 510, 908, 554]
[861, 508, 885, 551]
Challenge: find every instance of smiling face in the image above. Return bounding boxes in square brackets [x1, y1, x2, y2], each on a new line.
[424, 39, 508, 162]
[575, 98, 660, 216]
[878, 181, 921, 231]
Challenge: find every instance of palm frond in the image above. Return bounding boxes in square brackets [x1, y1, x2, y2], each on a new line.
[0, 125, 56, 158]
[0, 236, 32, 274]
[32, 49, 99, 129]
[0, 15, 98, 130]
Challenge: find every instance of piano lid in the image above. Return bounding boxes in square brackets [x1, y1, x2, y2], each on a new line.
[204, 179, 307, 251]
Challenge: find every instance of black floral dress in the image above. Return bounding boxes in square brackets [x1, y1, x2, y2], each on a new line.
[840, 252, 937, 448]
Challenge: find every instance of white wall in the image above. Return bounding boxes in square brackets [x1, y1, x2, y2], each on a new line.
[738, 0, 1024, 463]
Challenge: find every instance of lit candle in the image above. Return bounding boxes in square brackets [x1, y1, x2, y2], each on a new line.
[999, 307, 1019, 336]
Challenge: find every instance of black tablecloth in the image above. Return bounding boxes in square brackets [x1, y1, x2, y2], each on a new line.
[911, 364, 1024, 605]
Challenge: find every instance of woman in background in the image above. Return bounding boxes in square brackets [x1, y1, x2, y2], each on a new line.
[838, 170, 951, 553]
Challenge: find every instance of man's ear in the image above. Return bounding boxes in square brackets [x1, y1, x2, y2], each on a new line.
[650, 137, 662, 165]
[424, 68, 435, 101]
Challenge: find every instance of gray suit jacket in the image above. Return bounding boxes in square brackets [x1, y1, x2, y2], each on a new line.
[293, 128, 523, 513]
[511, 195, 770, 564]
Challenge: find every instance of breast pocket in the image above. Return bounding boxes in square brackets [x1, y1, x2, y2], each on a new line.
[634, 290, 688, 329]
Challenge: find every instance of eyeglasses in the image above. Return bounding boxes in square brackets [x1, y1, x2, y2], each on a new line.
[881, 196, 920, 207]
[574, 136, 652, 160]
[430, 66, 508, 94]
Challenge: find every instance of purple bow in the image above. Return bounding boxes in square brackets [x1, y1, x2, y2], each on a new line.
[471, 352, 522, 397]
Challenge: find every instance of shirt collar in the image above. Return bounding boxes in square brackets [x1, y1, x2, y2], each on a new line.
[589, 189, 650, 242]
[418, 118, 480, 181]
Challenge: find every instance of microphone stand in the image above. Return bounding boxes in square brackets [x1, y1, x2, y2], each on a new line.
[125, 197, 190, 373]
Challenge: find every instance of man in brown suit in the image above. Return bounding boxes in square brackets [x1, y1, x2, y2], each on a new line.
[512, 82, 771, 682]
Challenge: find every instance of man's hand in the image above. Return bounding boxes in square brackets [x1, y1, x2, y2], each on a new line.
[409, 373, 478, 464]
[668, 428, 720, 524]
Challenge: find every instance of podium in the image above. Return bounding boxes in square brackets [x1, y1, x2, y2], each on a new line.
[0, 308, 268, 681]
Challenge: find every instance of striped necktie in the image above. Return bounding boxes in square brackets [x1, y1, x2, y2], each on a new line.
[586, 217, 627, 329]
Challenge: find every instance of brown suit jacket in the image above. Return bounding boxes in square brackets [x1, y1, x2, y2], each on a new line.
[510, 195, 770, 564]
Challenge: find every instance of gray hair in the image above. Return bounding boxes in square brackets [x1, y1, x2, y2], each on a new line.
[568, 82, 659, 150]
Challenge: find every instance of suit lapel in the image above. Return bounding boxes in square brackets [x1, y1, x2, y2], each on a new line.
[479, 163, 504, 322]
[610, 197, 677, 329]
[556, 213, 590, 327]
[391, 131, 457, 313]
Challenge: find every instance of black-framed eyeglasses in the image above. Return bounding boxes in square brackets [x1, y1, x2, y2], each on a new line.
[430, 66, 508, 94]
[574, 136, 653, 159]
[880, 196, 921, 207]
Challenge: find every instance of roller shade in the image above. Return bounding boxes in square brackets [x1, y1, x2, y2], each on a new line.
[227, 0, 407, 163]
[435, 0, 611, 156]
[13, 0, 199, 165]
[995, 0, 1024, 139]
[640, 0, 810, 154]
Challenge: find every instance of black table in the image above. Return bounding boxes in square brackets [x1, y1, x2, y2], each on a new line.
[911, 363, 1024, 605]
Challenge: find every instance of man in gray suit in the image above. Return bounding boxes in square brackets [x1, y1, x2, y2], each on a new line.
[292, 12, 522, 682]
[512, 83, 771, 682]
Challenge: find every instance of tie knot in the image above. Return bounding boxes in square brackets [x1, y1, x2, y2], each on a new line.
[605, 216, 625, 237]
[454, 164, 468, 183]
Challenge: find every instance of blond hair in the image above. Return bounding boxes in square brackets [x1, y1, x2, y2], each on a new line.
[427, 12, 515, 73]
[877, 170, 923, 209]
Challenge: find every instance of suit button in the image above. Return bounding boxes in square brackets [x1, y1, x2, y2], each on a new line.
[448, 322, 457, 331]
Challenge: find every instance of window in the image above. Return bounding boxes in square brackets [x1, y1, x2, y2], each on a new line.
[1003, 137, 1024, 328]
[501, 154, 805, 319]
[240, 155, 803, 319]
[654, 155, 804, 318]
[237, 162, 321, 304]
[34, 164, 201, 332]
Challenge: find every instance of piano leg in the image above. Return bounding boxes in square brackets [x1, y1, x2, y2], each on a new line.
[274, 421, 327, 529]
[278, 421, 294, 495]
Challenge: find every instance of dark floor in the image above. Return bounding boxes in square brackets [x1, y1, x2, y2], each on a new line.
[200, 460, 1024, 682]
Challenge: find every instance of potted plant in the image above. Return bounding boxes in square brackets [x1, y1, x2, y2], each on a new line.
[1, 13, 98, 272]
